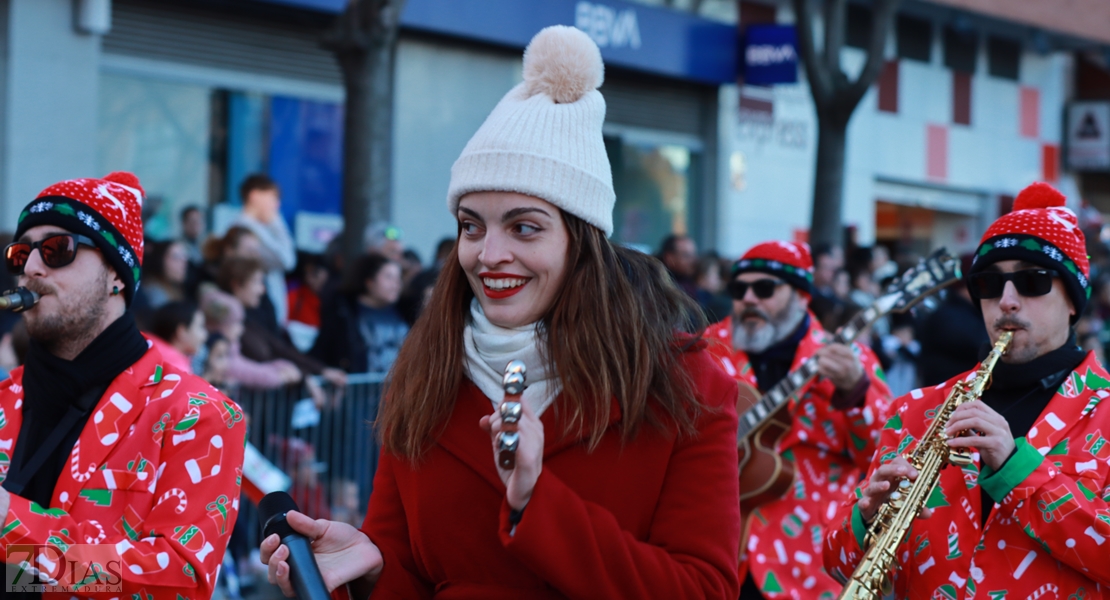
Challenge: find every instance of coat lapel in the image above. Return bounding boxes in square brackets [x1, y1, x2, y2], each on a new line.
[436, 382, 506, 490]
[52, 348, 160, 511]
[1024, 352, 1107, 463]
[436, 380, 624, 492]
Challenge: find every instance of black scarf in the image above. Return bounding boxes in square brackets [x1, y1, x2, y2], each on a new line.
[978, 335, 1086, 519]
[7, 312, 148, 508]
[747, 314, 810, 393]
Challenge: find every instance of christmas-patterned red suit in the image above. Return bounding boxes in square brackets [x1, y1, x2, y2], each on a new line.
[0, 341, 246, 598]
[824, 352, 1110, 599]
[705, 313, 892, 598]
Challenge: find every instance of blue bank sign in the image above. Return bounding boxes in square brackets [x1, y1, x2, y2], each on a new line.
[256, 0, 737, 84]
[743, 25, 798, 85]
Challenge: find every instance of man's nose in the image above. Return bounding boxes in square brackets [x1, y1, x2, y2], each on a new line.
[21, 247, 47, 278]
[998, 280, 1022, 311]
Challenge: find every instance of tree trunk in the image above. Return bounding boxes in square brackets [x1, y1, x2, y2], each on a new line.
[808, 115, 848, 248]
[791, 0, 901, 249]
[325, 0, 407, 264]
[337, 38, 398, 260]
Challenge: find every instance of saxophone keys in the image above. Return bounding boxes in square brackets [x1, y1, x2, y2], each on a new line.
[950, 450, 972, 467]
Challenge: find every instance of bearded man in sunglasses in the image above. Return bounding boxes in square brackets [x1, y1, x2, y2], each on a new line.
[704, 240, 893, 599]
[0, 173, 245, 599]
[825, 183, 1110, 597]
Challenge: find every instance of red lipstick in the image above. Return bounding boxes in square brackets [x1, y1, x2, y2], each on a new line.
[480, 272, 528, 299]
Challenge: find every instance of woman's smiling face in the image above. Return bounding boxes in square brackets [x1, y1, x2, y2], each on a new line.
[456, 191, 570, 329]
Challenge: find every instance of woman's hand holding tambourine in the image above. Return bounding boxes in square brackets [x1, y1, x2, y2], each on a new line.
[480, 397, 544, 510]
[479, 360, 543, 511]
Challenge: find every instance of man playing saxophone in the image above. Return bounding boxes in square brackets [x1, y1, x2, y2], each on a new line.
[825, 182, 1110, 598]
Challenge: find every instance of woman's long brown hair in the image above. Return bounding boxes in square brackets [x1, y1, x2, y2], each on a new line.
[379, 213, 707, 461]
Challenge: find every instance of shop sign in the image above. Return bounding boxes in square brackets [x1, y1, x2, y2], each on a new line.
[1067, 102, 1110, 171]
[575, 2, 641, 49]
[252, 0, 737, 84]
[743, 25, 798, 85]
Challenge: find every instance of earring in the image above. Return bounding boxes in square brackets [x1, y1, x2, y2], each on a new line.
[111, 286, 120, 296]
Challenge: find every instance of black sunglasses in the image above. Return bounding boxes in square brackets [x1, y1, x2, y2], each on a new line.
[967, 269, 1058, 300]
[5, 233, 98, 275]
[728, 278, 784, 300]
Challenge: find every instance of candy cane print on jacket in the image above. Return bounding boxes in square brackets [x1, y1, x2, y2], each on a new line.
[0, 344, 246, 599]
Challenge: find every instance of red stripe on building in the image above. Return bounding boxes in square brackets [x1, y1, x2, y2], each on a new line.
[1042, 143, 1059, 182]
[927, 124, 948, 181]
[1021, 87, 1040, 138]
[878, 60, 899, 114]
[953, 72, 972, 126]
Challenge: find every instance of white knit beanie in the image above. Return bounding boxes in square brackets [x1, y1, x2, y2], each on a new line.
[447, 26, 615, 235]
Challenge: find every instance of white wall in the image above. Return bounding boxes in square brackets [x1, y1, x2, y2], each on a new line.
[391, 39, 524, 265]
[1, 0, 102, 231]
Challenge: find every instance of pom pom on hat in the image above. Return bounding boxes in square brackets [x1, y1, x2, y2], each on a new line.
[447, 25, 615, 235]
[1013, 181, 1066, 211]
[523, 25, 604, 104]
[969, 181, 1089, 322]
[102, 171, 145, 197]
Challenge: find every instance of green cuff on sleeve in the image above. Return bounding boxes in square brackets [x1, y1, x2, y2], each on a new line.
[851, 503, 869, 549]
[979, 437, 1043, 502]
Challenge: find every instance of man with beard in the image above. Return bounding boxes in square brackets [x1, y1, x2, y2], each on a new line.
[825, 184, 1110, 598]
[0, 173, 245, 599]
[705, 240, 892, 599]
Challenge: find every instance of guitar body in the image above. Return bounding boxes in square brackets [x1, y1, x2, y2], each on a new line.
[737, 382, 795, 511]
[730, 248, 963, 566]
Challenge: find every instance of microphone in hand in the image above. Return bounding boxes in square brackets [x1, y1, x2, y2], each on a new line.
[259, 492, 330, 600]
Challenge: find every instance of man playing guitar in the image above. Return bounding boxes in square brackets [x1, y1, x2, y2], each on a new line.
[705, 240, 893, 599]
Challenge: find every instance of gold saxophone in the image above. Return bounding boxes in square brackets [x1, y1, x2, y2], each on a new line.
[837, 330, 1012, 599]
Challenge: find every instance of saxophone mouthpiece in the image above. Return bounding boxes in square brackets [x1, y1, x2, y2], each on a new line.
[0, 287, 39, 312]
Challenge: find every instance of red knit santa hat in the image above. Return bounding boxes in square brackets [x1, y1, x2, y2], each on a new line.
[15, 172, 145, 304]
[731, 240, 814, 294]
[969, 182, 1089, 317]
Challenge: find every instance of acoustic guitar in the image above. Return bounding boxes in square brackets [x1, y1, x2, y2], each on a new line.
[737, 248, 962, 517]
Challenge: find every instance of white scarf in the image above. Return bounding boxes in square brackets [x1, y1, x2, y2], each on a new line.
[463, 299, 560, 416]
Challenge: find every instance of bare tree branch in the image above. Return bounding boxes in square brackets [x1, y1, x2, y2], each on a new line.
[823, 0, 846, 75]
[844, 0, 901, 108]
[792, 0, 833, 106]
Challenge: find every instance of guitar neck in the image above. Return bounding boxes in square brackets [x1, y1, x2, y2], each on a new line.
[737, 307, 878, 441]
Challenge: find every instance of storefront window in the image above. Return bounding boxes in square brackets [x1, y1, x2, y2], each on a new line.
[607, 135, 701, 253]
[98, 73, 212, 240]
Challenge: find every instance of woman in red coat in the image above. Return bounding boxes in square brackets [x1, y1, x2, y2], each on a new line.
[260, 25, 741, 599]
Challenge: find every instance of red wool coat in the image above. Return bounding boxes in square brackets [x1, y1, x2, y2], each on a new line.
[0, 343, 247, 599]
[361, 347, 741, 599]
[824, 352, 1110, 599]
[704, 314, 893, 598]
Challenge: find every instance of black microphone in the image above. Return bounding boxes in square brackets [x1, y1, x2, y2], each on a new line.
[258, 492, 330, 600]
[0, 287, 38, 312]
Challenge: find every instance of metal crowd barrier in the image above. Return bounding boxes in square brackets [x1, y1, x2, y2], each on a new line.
[223, 373, 386, 597]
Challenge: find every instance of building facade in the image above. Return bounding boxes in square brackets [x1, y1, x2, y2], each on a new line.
[720, 0, 1089, 259]
[0, 0, 1107, 263]
[0, 0, 738, 262]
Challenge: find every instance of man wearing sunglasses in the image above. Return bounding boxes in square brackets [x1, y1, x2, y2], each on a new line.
[0, 172, 245, 599]
[704, 240, 892, 599]
[826, 183, 1110, 597]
